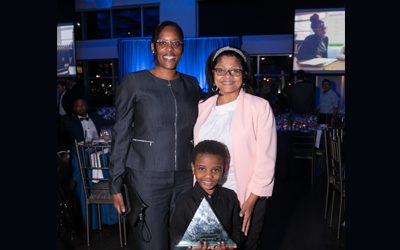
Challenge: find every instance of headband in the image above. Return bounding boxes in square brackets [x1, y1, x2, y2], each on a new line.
[212, 46, 247, 63]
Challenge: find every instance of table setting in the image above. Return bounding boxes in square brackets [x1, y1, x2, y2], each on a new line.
[274, 114, 327, 179]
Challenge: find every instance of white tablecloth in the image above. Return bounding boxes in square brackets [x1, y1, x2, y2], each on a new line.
[90, 148, 109, 183]
[314, 124, 327, 148]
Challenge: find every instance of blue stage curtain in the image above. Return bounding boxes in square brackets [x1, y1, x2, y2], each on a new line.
[118, 37, 240, 91]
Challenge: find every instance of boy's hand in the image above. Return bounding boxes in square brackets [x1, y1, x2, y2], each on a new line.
[187, 241, 210, 250]
[214, 242, 237, 249]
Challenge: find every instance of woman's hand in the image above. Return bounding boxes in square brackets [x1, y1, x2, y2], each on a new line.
[213, 242, 237, 249]
[111, 193, 125, 214]
[187, 241, 210, 250]
[239, 193, 259, 236]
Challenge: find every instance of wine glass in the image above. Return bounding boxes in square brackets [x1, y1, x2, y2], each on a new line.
[101, 126, 111, 145]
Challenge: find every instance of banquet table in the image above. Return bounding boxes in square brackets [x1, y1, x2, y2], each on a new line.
[71, 143, 121, 230]
[274, 123, 327, 180]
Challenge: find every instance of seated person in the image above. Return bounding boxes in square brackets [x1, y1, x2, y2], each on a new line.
[297, 14, 329, 60]
[169, 140, 244, 250]
[64, 98, 115, 148]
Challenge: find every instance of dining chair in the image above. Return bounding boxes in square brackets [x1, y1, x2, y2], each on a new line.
[289, 119, 318, 185]
[313, 116, 333, 218]
[314, 125, 327, 177]
[328, 130, 345, 238]
[330, 116, 345, 159]
[319, 127, 334, 219]
[74, 140, 126, 247]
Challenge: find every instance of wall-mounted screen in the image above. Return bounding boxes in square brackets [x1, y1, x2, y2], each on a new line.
[57, 23, 76, 77]
[293, 8, 345, 74]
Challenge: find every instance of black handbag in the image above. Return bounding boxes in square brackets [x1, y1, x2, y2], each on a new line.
[120, 172, 152, 242]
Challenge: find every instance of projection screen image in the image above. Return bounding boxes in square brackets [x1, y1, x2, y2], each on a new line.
[293, 8, 345, 74]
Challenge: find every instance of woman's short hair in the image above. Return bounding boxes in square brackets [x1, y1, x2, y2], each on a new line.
[151, 21, 184, 64]
[191, 140, 229, 167]
[203, 46, 254, 101]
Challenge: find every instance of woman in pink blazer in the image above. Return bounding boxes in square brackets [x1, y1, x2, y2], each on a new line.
[193, 47, 277, 250]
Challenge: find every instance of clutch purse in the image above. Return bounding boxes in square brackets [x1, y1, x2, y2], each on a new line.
[120, 172, 152, 242]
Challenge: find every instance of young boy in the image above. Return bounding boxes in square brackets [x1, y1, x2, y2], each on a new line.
[169, 140, 244, 250]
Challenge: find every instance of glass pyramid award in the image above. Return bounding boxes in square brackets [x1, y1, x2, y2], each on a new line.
[176, 196, 236, 247]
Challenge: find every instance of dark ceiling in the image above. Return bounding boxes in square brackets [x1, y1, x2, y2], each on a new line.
[198, 0, 345, 37]
[57, 0, 345, 36]
[57, 0, 75, 24]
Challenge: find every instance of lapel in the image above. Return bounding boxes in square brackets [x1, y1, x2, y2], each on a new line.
[89, 114, 101, 135]
[194, 89, 248, 147]
[194, 95, 217, 145]
[73, 116, 84, 139]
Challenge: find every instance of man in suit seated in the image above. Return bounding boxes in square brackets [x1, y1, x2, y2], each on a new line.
[64, 98, 115, 149]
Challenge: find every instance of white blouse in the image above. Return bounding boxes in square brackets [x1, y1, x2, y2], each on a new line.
[198, 95, 238, 194]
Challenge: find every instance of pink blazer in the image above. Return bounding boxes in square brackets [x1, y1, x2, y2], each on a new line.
[194, 90, 277, 206]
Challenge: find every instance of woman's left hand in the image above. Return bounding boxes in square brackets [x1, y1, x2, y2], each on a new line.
[239, 193, 259, 236]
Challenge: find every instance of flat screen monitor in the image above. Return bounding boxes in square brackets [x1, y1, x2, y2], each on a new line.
[57, 23, 76, 77]
[293, 8, 345, 74]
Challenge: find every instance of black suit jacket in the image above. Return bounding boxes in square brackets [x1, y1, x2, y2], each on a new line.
[297, 34, 329, 60]
[108, 70, 204, 195]
[64, 113, 115, 149]
[286, 81, 314, 115]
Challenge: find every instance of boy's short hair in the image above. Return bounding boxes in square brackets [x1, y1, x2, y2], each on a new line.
[191, 140, 228, 166]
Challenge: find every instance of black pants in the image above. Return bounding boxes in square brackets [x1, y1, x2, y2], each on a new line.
[237, 197, 268, 250]
[129, 170, 193, 250]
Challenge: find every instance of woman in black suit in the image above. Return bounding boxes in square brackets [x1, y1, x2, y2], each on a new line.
[297, 14, 329, 60]
[109, 21, 204, 250]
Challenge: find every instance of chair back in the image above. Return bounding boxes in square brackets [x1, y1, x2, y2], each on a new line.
[329, 130, 344, 194]
[290, 119, 318, 157]
[330, 116, 345, 143]
[74, 140, 112, 203]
